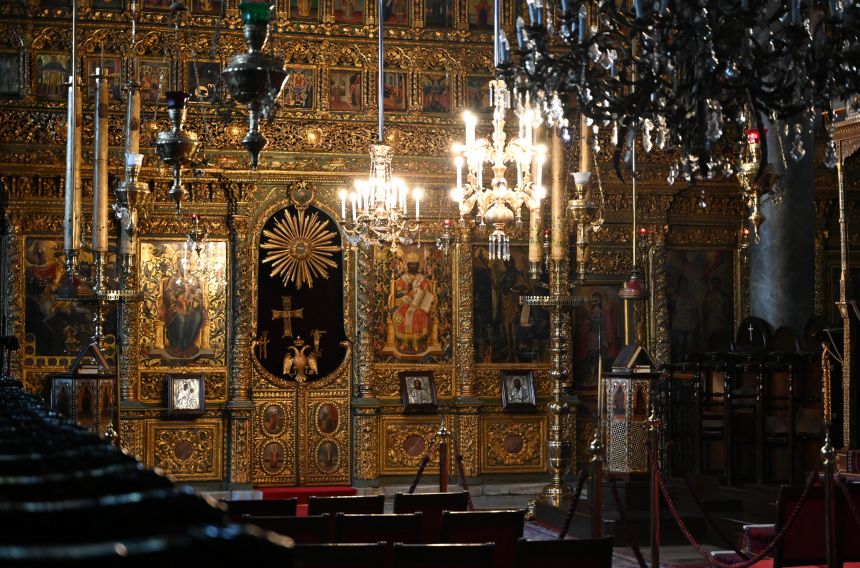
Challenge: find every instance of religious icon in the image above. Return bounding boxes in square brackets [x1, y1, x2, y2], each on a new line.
[140, 240, 227, 368]
[143, 0, 172, 10]
[139, 58, 171, 103]
[472, 245, 548, 363]
[399, 371, 438, 413]
[85, 56, 123, 101]
[317, 402, 338, 434]
[167, 375, 204, 415]
[666, 249, 733, 357]
[0, 53, 21, 97]
[501, 370, 536, 410]
[89, 0, 123, 9]
[334, 0, 364, 23]
[290, 0, 319, 20]
[191, 0, 223, 15]
[464, 75, 492, 113]
[76, 382, 94, 426]
[187, 61, 221, 104]
[262, 403, 285, 435]
[24, 238, 118, 356]
[383, 71, 406, 111]
[282, 67, 315, 109]
[381, 0, 408, 26]
[262, 441, 286, 474]
[328, 70, 362, 111]
[424, 0, 452, 28]
[35, 54, 70, 100]
[421, 73, 450, 113]
[317, 440, 338, 472]
[381, 248, 444, 359]
[611, 384, 626, 419]
[468, 0, 493, 29]
[573, 286, 623, 389]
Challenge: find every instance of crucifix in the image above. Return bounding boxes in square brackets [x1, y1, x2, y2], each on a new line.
[748, 321, 754, 342]
[272, 296, 304, 338]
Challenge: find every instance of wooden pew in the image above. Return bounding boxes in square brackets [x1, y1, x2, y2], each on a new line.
[294, 542, 386, 568]
[515, 537, 614, 568]
[307, 494, 385, 516]
[441, 510, 525, 568]
[222, 497, 298, 521]
[393, 543, 494, 568]
[246, 513, 332, 543]
[392, 491, 470, 543]
[333, 512, 422, 544]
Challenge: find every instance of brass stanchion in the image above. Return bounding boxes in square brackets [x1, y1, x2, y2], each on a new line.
[438, 420, 449, 492]
[821, 345, 837, 568]
[648, 404, 661, 568]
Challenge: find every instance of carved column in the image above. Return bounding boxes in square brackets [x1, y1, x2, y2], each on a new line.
[118, 257, 140, 402]
[353, 406, 379, 480]
[229, 209, 251, 401]
[455, 226, 476, 397]
[3, 214, 23, 376]
[814, 198, 833, 317]
[355, 244, 375, 398]
[648, 226, 670, 367]
[455, 408, 480, 477]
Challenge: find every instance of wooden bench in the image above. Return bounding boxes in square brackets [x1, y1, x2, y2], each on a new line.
[222, 497, 297, 521]
[392, 491, 470, 543]
[246, 513, 332, 543]
[442, 509, 524, 568]
[393, 543, 494, 568]
[294, 542, 386, 568]
[307, 494, 385, 516]
[515, 537, 614, 568]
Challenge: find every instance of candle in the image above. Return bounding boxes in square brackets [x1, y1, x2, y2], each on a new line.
[64, 75, 81, 254]
[528, 207, 541, 264]
[791, 0, 800, 24]
[578, 4, 587, 42]
[350, 192, 357, 221]
[477, 164, 483, 189]
[454, 155, 463, 190]
[338, 188, 347, 219]
[92, 67, 110, 254]
[413, 187, 423, 218]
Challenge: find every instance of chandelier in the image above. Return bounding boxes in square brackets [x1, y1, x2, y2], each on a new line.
[338, 0, 421, 249]
[450, 4, 545, 261]
[509, 0, 860, 184]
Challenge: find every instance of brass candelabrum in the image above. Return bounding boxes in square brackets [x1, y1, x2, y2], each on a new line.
[155, 91, 200, 210]
[737, 128, 766, 241]
[568, 171, 603, 285]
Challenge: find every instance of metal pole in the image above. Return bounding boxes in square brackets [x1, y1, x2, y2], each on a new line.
[836, 147, 852, 450]
[821, 345, 837, 568]
[649, 404, 661, 568]
[377, 0, 384, 143]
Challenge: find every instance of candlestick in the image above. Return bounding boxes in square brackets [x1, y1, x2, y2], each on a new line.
[339, 189, 347, 219]
[350, 192, 357, 221]
[550, 130, 565, 261]
[92, 67, 110, 254]
[64, 75, 82, 254]
[528, 207, 542, 264]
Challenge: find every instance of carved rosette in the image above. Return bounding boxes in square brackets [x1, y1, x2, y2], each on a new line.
[482, 416, 545, 472]
[380, 416, 452, 475]
[147, 421, 223, 480]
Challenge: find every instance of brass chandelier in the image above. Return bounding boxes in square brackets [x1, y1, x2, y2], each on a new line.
[338, 0, 422, 250]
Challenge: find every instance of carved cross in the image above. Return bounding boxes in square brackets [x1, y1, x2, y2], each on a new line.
[272, 296, 304, 338]
[748, 322, 754, 342]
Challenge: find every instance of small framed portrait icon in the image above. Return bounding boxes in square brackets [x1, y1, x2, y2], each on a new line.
[399, 370, 438, 414]
[500, 370, 536, 411]
[167, 375, 204, 417]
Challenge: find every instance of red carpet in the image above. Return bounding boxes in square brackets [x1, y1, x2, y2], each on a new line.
[259, 486, 356, 504]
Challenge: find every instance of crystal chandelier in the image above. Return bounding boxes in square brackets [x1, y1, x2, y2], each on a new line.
[510, 0, 860, 183]
[450, 3, 546, 261]
[338, 0, 421, 249]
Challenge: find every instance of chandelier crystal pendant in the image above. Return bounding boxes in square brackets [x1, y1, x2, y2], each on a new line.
[337, 0, 421, 250]
[451, 88, 546, 261]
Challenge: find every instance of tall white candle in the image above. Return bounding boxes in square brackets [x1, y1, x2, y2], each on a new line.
[92, 67, 110, 254]
[338, 189, 347, 219]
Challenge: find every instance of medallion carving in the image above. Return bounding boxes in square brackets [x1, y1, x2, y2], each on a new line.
[482, 416, 545, 472]
[147, 421, 223, 480]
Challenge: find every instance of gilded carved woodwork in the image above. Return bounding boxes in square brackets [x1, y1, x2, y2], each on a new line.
[380, 415, 453, 475]
[228, 409, 252, 485]
[370, 364, 453, 399]
[146, 420, 223, 481]
[120, 418, 144, 462]
[482, 415, 545, 472]
[353, 409, 379, 480]
[254, 396, 297, 485]
[138, 372, 228, 404]
[455, 410, 480, 477]
[300, 393, 350, 485]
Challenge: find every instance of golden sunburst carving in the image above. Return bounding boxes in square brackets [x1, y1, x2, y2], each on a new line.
[261, 210, 339, 289]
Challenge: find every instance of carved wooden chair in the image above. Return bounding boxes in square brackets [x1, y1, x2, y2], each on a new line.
[441, 509, 524, 568]
[393, 543, 495, 568]
[333, 512, 422, 544]
[515, 537, 614, 568]
[307, 494, 385, 516]
[245, 513, 332, 543]
[222, 497, 297, 522]
[393, 491, 470, 543]
[294, 542, 387, 568]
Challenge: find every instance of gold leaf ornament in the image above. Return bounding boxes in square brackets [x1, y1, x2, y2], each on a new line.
[261, 210, 339, 289]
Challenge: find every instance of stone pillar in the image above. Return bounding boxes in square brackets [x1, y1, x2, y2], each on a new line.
[749, 127, 815, 335]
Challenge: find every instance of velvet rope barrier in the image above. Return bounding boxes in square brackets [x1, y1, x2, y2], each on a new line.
[408, 435, 438, 494]
[558, 467, 589, 540]
[647, 443, 819, 568]
[608, 474, 648, 568]
[837, 474, 860, 529]
[453, 451, 474, 511]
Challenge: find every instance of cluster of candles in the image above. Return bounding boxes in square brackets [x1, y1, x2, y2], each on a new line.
[337, 179, 423, 222]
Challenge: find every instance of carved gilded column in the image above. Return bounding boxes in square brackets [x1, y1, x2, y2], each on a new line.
[353, 406, 379, 480]
[814, 197, 833, 317]
[355, 244, 375, 398]
[229, 210, 252, 401]
[736, 229, 751, 325]
[3, 214, 23, 376]
[648, 226, 669, 367]
[118, 258, 140, 402]
[455, 227, 475, 397]
[456, 409, 480, 477]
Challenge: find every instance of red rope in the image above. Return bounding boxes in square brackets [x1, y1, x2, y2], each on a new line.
[558, 467, 589, 539]
[838, 474, 860, 529]
[453, 452, 474, 510]
[647, 443, 819, 568]
[608, 474, 648, 568]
